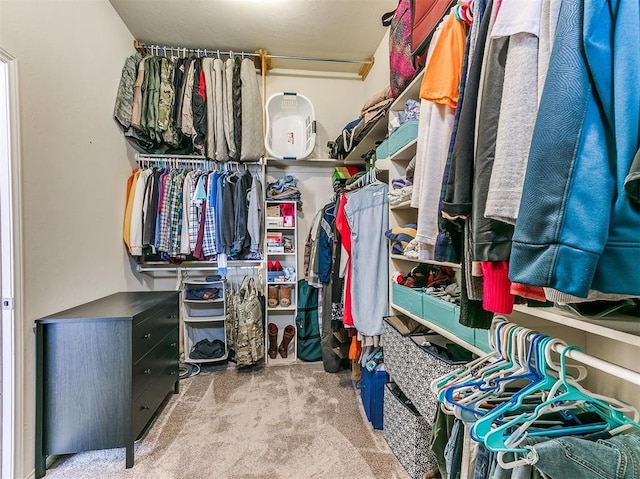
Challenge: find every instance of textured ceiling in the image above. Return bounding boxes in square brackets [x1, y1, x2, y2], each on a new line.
[109, 0, 397, 73]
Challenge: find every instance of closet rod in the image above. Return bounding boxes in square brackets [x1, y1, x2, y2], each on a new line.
[494, 318, 640, 387]
[134, 40, 259, 58]
[133, 40, 374, 65]
[136, 153, 206, 159]
[554, 343, 640, 387]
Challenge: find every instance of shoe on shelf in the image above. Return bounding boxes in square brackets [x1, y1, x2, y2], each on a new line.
[268, 284, 280, 307]
[278, 325, 296, 358]
[274, 260, 283, 271]
[267, 323, 278, 359]
[279, 284, 293, 307]
[268, 260, 274, 271]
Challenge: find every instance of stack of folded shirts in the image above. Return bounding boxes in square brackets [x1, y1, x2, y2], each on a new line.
[388, 185, 413, 206]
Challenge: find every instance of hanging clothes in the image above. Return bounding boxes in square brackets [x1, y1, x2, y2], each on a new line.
[228, 277, 264, 367]
[114, 52, 263, 159]
[343, 181, 389, 337]
[124, 163, 263, 263]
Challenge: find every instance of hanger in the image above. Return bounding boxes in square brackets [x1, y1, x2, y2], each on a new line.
[485, 345, 640, 470]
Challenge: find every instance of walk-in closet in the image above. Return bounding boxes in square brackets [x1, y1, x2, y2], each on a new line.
[2, 0, 640, 478]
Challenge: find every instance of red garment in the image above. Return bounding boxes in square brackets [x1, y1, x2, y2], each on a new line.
[510, 283, 547, 302]
[198, 70, 206, 101]
[193, 176, 208, 260]
[335, 194, 353, 326]
[481, 261, 514, 315]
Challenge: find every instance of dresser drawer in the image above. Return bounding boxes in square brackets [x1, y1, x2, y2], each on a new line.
[132, 303, 178, 363]
[132, 328, 179, 400]
[131, 362, 178, 438]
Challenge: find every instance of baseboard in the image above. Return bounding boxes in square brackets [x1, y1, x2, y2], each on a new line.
[25, 456, 57, 479]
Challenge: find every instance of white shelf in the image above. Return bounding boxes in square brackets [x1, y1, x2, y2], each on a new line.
[266, 157, 348, 167]
[343, 116, 389, 164]
[185, 352, 229, 364]
[183, 280, 223, 285]
[389, 138, 418, 161]
[183, 298, 224, 304]
[266, 252, 296, 256]
[512, 305, 640, 348]
[267, 281, 297, 285]
[183, 316, 226, 323]
[389, 199, 414, 210]
[391, 69, 425, 112]
[390, 254, 461, 270]
[390, 302, 486, 356]
[267, 306, 297, 312]
[266, 226, 296, 231]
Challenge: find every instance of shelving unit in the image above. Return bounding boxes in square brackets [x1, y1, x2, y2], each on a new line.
[264, 200, 299, 364]
[181, 278, 229, 364]
[342, 70, 426, 165]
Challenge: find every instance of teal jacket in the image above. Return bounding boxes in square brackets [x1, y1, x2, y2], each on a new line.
[510, 0, 640, 297]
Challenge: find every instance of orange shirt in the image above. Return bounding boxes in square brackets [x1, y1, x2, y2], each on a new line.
[420, 13, 468, 109]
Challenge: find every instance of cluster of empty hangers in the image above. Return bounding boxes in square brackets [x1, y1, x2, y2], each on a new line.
[432, 316, 640, 468]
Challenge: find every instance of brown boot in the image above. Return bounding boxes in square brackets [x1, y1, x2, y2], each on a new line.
[279, 284, 293, 307]
[278, 325, 296, 358]
[267, 323, 279, 359]
[268, 284, 279, 308]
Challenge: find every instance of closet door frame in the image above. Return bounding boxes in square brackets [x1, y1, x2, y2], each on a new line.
[0, 47, 24, 479]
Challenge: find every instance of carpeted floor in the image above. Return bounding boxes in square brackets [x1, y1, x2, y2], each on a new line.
[45, 363, 410, 479]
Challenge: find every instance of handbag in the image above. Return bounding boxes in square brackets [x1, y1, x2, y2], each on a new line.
[411, 0, 456, 62]
[382, 0, 417, 98]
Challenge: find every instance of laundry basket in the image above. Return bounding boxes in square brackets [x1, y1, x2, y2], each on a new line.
[265, 92, 316, 160]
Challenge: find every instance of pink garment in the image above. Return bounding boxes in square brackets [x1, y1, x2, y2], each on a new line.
[481, 261, 514, 314]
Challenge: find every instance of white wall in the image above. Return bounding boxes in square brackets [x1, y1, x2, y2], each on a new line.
[0, 1, 144, 476]
[266, 69, 369, 159]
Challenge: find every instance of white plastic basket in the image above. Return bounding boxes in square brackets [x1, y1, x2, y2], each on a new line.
[264, 92, 316, 160]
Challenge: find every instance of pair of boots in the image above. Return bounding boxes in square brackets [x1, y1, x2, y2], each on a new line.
[267, 323, 295, 359]
[268, 284, 293, 308]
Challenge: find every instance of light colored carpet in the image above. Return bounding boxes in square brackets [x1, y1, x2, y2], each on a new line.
[45, 363, 410, 479]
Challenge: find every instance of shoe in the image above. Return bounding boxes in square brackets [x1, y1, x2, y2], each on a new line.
[278, 325, 296, 358]
[267, 323, 279, 359]
[283, 237, 293, 253]
[268, 260, 274, 271]
[274, 260, 283, 271]
[268, 284, 279, 307]
[279, 284, 293, 307]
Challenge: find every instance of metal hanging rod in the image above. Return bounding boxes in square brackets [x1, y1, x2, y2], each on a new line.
[134, 40, 259, 58]
[133, 40, 374, 66]
[264, 54, 374, 65]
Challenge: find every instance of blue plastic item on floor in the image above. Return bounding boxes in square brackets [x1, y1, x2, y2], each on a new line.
[360, 365, 389, 430]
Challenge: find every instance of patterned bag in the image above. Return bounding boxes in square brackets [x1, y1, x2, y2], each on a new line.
[382, 0, 417, 98]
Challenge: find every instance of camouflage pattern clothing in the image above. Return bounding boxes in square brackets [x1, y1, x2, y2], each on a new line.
[229, 277, 264, 367]
[113, 52, 142, 130]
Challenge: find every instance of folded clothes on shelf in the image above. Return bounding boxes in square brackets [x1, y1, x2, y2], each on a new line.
[190, 339, 226, 359]
[266, 175, 302, 203]
[391, 176, 413, 189]
[388, 185, 413, 205]
[186, 288, 221, 301]
[385, 224, 417, 255]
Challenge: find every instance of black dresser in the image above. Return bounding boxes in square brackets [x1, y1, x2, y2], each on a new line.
[35, 291, 180, 478]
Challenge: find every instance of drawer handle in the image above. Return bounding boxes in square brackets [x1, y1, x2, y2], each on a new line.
[143, 333, 152, 339]
[144, 369, 152, 375]
[170, 370, 177, 375]
[170, 342, 177, 348]
[168, 314, 177, 319]
[141, 405, 150, 410]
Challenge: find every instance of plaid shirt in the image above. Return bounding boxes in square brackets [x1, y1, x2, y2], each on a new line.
[156, 170, 174, 253]
[169, 170, 187, 257]
[202, 172, 218, 258]
[188, 171, 204, 251]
